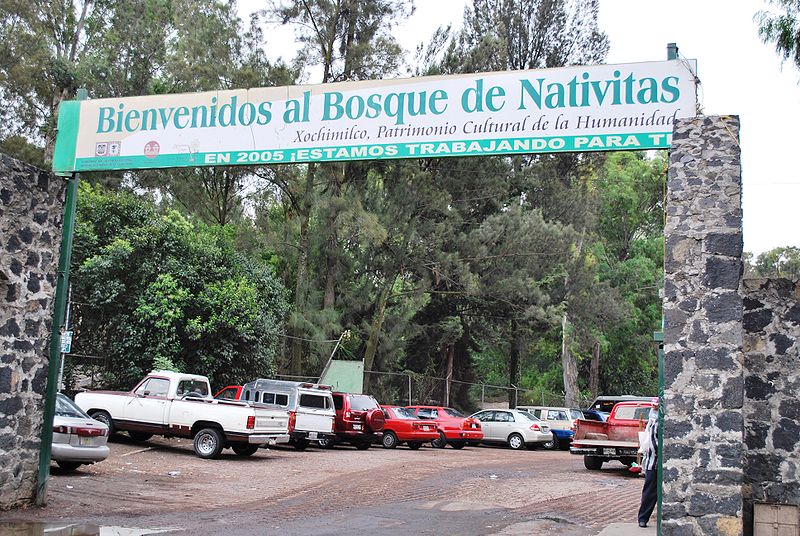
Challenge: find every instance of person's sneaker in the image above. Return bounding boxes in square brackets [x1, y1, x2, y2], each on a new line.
[638, 521, 648, 528]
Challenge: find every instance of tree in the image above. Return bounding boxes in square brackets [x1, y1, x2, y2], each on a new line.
[757, 0, 800, 70]
[750, 246, 800, 279]
[69, 183, 289, 389]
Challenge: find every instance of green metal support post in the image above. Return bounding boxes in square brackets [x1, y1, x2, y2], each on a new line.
[36, 87, 86, 504]
[655, 329, 664, 535]
[35, 171, 79, 505]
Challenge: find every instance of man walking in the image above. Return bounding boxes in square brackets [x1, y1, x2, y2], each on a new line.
[637, 397, 660, 528]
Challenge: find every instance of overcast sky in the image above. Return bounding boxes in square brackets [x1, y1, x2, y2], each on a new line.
[241, 0, 799, 256]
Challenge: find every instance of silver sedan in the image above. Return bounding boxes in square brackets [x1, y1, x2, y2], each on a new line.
[469, 409, 553, 450]
[51, 393, 110, 470]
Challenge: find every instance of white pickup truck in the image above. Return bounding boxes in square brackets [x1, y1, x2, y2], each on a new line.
[74, 370, 290, 459]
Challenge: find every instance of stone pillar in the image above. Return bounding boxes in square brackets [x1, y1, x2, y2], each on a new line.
[663, 116, 744, 535]
[0, 154, 64, 509]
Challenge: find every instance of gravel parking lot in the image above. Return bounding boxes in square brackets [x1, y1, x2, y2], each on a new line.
[2, 436, 645, 535]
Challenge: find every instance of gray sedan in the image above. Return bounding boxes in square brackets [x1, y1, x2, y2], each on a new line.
[469, 409, 553, 450]
[52, 393, 110, 470]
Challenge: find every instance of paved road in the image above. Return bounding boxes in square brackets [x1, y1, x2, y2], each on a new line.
[1, 436, 646, 535]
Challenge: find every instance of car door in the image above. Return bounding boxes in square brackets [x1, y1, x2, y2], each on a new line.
[472, 411, 497, 440]
[495, 411, 515, 439]
[123, 377, 169, 428]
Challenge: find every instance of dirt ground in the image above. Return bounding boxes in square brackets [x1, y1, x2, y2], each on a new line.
[2, 435, 646, 535]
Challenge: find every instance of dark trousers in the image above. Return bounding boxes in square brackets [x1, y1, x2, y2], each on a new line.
[638, 466, 658, 524]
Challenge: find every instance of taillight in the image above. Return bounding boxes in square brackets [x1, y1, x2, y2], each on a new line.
[246, 415, 256, 429]
[53, 425, 107, 437]
[345, 411, 351, 419]
[288, 411, 296, 433]
[53, 425, 69, 434]
[530, 424, 541, 432]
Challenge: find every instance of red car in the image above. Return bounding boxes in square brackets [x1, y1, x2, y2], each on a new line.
[320, 392, 385, 450]
[406, 405, 483, 449]
[213, 385, 243, 400]
[379, 405, 440, 449]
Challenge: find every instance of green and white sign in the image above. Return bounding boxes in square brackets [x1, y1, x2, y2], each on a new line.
[52, 59, 697, 175]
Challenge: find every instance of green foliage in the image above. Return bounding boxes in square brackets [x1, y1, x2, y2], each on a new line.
[71, 183, 289, 389]
[757, 0, 800, 70]
[747, 246, 800, 279]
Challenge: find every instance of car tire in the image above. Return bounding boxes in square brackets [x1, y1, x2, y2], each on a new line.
[408, 442, 422, 450]
[584, 455, 604, 470]
[543, 436, 559, 450]
[232, 444, 259, 456]
[621, 456, 636, 468]
[317, 436, 335, 449]
[507, 433, 526, 450]
[293, 438, 310, 451]
[449, 441, 466, 449]
[56, 461, 82, 471]
[128, 431, 153, 442]
[382, 431, 398, 449]
[355, 441, 371, 450]
[193, 427, 225, 459]
[89, 410, 115, 436]
[432, 431, 447, 449]
[467, 440, 481, 447]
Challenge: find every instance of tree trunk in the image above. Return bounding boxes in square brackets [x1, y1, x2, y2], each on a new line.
[361, 280, 392, 391]
[445, 344, 454, 406]
[561, 313, 580, 407]
[508, 319, 522, 408]
[322, 165, 344, 312]
[589, 340, 600, 399]
[290, 162, 317, 376]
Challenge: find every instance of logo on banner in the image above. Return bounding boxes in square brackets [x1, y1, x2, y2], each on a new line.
[144, 141, 160, 158]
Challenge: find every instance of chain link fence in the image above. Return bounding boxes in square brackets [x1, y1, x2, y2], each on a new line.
[362, 370, 593, 410]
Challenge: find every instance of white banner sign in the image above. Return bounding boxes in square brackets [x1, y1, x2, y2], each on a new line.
[53, 59, 697, 174]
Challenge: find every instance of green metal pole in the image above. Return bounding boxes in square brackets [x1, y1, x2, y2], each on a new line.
[35, 172, 80, 505]
[655, 328, 664, 535]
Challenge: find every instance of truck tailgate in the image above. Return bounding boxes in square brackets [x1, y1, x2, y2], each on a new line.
[571, 439, 638, 448]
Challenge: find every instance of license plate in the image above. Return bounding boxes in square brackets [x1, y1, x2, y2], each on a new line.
[308, 432, 318, 439]
[423, 426, 430, 431]
[603, 448, 616, 455]
[352, 424, 362, 430]
[80, 436, 93, 446]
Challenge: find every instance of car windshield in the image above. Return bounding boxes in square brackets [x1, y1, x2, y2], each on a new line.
[389, 407, 417, 420]
[348, 395, 378, 411]
[570, 409, 584, 420]
[55, 394, 88, 419]
[443, 408, 464, 418]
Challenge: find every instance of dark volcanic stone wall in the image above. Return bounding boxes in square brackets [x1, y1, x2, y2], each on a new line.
[662, 116, 744, 536]
[0, 154, 64, 508]
[742, 278, 800, 534]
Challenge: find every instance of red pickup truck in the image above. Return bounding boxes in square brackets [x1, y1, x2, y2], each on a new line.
[569, 400, 656, 470]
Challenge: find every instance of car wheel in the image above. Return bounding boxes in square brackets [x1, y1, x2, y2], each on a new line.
[193, 427, 224, 459]
[543, 436, 559, 450]
[232, 444, 259, 456]
[89, 410, 115, 436]
[449, 441, 466, 449]
[128, 431, 153, 442]
[507, 433, 526, 450]
[293, 438, 310, 451]
[584, 455, 604, 470]
[317, 437, 335, 449]
[431, 431, 447, 449]
[382, 431, 398, 449]
[407, 442, 422, 450]
[56, 461, 82, 471]
[355, 441, 371, 450]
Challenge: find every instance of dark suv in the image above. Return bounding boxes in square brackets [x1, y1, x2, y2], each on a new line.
[318, 392, 384, 450]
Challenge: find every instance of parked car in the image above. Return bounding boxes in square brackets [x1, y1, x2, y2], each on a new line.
[240, 379, 335, 450]
[379, 405, 440, 449]
[75, 370, 291, 459]
[588, 395, 652, 414]
[322, 392, 385, 449]
[51, 393, 110, 471]
[516, 406, 584, 450]
[214, 385, 243, 400]
[405, 406, 483, 449]
[581, 409, 609, 422]
[469, 409, 553, 450]
[570, 400, 656, 470]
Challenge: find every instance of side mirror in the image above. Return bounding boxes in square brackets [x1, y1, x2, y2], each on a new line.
[143, 390, 151, 396]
